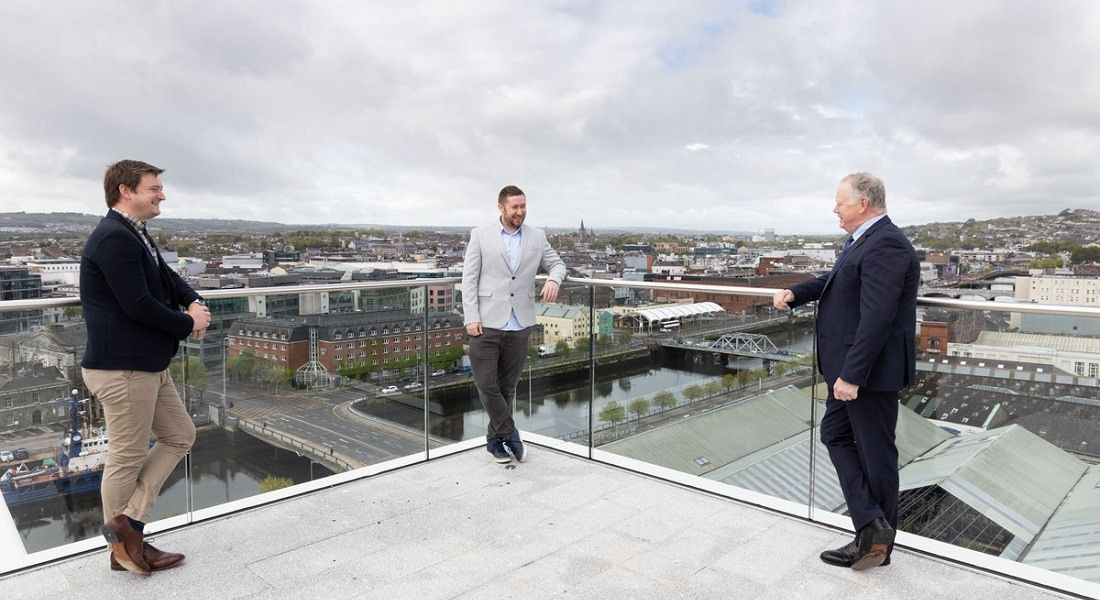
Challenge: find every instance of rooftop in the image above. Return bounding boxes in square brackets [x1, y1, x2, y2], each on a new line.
[1, 442, 1076, 599]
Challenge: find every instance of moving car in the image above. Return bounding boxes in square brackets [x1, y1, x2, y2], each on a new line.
[0, 450, 13, 462]
[13, 448, 29, 460]
[379, 385, 400, 394]
[431, 370, 445, 377]
[403, 382, 423, 391]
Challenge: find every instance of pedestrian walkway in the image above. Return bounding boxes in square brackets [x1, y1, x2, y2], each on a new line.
[1, 446, 1078, 599]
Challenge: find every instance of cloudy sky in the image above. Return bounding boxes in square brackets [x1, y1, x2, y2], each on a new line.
[0, 1, 1097, 234]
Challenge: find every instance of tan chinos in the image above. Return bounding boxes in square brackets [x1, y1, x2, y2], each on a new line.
[82, 367, 195, 523]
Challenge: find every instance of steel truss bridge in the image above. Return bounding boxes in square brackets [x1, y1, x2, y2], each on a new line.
[660, 333, 803, 362]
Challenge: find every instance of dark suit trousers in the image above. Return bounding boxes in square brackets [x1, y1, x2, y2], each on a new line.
[820, 389, 899, 532]
[469, 327, 530, 440]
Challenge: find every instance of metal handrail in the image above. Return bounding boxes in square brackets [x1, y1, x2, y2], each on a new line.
[2, 275, 1100, 318]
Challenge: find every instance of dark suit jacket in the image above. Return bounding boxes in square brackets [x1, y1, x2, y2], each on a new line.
[80, 210, 202, 372]
[787, 215, 919, 392]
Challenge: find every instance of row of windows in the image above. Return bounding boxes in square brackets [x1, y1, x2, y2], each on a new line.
[331, 341, 452, 360]
[1073, 361, 1100, 378]
[238, 329, 289, 341]
[233, 340, 288, 351]
[263, 354, 288, 362]
[331, 321, 454, 338]
[335, 359, 386, 368]
[2, 390, 66, 408]
[334, 354, 423, 367]
[328, 332, 461, 349]
[237, 321, 457, 342]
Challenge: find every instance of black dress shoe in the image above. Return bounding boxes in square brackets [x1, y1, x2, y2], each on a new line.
[820, 540, 859, 567]
[851, 518, 895, 571]
[821, 538, 893, 568]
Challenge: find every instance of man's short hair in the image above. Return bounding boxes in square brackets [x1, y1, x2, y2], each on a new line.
[104, 160, 164, 208]
[498, 185, 525, 205]
[841, 172, 886, 210]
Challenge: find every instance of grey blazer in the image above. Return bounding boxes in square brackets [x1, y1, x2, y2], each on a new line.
[461, 222, 566, 329]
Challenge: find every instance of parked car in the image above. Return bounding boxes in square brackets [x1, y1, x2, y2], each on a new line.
[379, 385, 400, 394]
[403, 382, 423, 391]
[0, 450, 13, 462]
[13, 448, 29, 460]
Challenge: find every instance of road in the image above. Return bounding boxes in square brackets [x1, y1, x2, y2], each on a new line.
[225, 383, 428, 466]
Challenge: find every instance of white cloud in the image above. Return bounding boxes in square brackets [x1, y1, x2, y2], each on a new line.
[0, 1, 1097, 234]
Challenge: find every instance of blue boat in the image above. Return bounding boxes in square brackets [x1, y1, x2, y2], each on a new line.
[0, 391, 105, 508]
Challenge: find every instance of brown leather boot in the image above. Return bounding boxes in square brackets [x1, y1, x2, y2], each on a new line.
[110, 542, 185, 572]
[101, 515, 150, 575]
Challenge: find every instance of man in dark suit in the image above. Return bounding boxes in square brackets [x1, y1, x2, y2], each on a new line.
[80, 160, 211, 575]
[773, 172, 918, 570]
[462, 185, 566, 463]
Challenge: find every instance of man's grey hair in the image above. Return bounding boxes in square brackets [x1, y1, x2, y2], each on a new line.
[841, 172, 886, 210]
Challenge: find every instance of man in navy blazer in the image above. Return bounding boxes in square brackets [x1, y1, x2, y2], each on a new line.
[773, 173, 918, 570]
[462, 185, 566, 463]
[80, 160, 211, 575]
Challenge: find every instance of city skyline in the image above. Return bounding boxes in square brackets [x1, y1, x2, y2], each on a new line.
[2, 207, 1094, 240]
[1, 2, 1098, 234]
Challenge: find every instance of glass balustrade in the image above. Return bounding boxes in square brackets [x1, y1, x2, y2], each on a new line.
[2, 279, 1098, 596]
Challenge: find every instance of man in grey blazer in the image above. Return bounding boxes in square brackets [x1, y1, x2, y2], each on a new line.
[462, 185, 567, 463]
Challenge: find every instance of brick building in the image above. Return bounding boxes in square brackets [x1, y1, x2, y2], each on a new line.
[227, 310, 465, 377]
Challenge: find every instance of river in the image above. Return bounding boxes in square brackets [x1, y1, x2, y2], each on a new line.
[7, 428, 329, 554]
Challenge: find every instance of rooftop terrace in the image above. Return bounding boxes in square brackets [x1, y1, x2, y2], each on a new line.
[1, 441, 1076, 599]
[3, 279, 1100, 598]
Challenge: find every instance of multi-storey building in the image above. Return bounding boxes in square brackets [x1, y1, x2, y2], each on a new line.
[426, 284, 455, 313]
[0, 325, 86, 385]
[0, 266, 43, 335]
[947, 331, 1100, 378]
[535, 304, 591, 346]
[1015, 274, 1100, 306]
[0, 364, 69, 431]
[1013, 274, 1100, 332]
[22, 258, 81, 291]
[227, 311, 465, 378]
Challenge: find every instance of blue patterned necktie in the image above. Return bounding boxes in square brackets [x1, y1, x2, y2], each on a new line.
[832, 237, 854, 271]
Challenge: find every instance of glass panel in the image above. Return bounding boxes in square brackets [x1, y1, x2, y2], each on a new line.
[593, 284, 816, 512]
[893, 304, 1100, 587]
[0, 340, 192, 555]
[0, 331, 101, 555]
[512, 280, 594, 444]
[426, 280, 597, 450]
[201, 286, 436, 509]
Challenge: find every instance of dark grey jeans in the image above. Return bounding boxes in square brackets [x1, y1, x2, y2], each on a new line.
[468, 327, 530, 441]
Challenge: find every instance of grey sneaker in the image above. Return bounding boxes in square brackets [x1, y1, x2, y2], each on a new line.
[487, 438, 511, 463]
[505, 430, 526, 463]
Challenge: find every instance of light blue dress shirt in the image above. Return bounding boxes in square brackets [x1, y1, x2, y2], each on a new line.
[500, 223, 524, 331]
[851, 213, 887, 243]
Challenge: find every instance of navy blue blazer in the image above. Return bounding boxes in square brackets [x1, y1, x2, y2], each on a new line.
[80, 211, 202, 372]
[788, 216, 919, 393]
